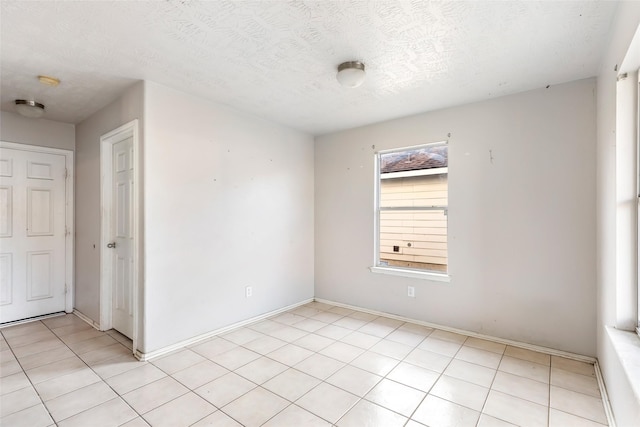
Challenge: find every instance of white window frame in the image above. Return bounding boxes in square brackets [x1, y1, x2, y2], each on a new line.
[370, 141, 450, 282]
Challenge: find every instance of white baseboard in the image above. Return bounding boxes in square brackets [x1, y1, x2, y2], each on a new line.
[135, 298, 314, 361]
[314, 298, 596, 364]
[73, 309, 101, 330]
[595, 359, 617, 427]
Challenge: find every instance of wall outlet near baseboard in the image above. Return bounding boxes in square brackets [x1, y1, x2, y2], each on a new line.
[245, 286, 253, 298]
[407, 286, 415, 298]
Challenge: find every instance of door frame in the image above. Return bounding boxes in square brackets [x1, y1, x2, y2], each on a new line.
[99, 120, 140, 353]
[0, 141, 74, 315]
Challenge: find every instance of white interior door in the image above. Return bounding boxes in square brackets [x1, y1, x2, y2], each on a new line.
[0, 147, 67, 323]
[110, 136, 134, 339]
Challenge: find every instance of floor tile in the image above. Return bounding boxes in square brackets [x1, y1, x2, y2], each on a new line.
[398, 322, 434, 336]
[267, 325, 308, 342]
[319, 341, 365, 363]
[143, 392, 216, 427]
[151, 349, 206, 374]
[412, 395, 480, 427]
[312, 311, 344, 324]
[333, 316, 368, 331]
[551, 356, 596, 377]
[296, 382, 360, 424]
[369, 339, 413, 360]
[551, 367, 600, 397]
[17, 346, 76, 370]
[272, 312, 306, 326]
[328, 306, 355, 316]
[119, 416, 151, 427]
[491, 370, 549, 406]
[248, 319, 285, 334]
[25, 356, 87, 384]
[294, 318, 327, 332]
[404, 347, 452, 373]
[0, 359, 22, 377]
[348, 311, 378, 322]
[0, 386, 42, 417]
[12, 338, 66, 359]
[5, 329, 56, 348]
[294, 353, 345, 380]
[267, 343, 313, 366]
[222, 387, 289, 427]
[45, 381, 117, 422]
[66, 334, 118, 355]
[549, 408, 608, 427]
[477, 413, 518, 427]
[550, 385, 607, 424]
[191, 410, 242, 426]
[90, 353, 143, 379]
[364, 378, 426, 416]
[2, 321, 50, 339]
[499, 355, 550, 383]
[0, 403, 53, 427]
[337, 399, 407, 427]
[190, 337, 238, 359]
[171, 359, 228, 389]
[358, 322, 395, 338]
[262, 404, 331, 427]
[57, 397, 137, 427]
[340, 331, 381, 349]
[42, 314, 82, 330]
[351, 351, 400, 376]
[444, 359, 496, 387]
[464, 337, 506, 354]
[431, 374, 489, 411]
[455, 345, 503, 369]
[385, 329, 425, 347]
[263, 368, 321, 401]
[326, 365, 382, 396]
[122, 376, 188, 414]
[195, 372, 256, 407]
[418, 336, 463, 357]
[222, 327, 264, 345]
[80, 342, 131, 365]
[291, 306, 322, 318]
[293, 333, 335, 352]
[504, 346, 550, 366]
[34, 368, 102, 401]
[243, 335, 287, 354]
[387, 362, 439, 392]
[210, 346, 261, 370]
[106, 363, 166, 395]
[58, 328, 104, 344]
[316, 324, 352, 340]
[429, 329, 468, 344]
[0, 371, 30, 395]
[235, 356, 288, 384]
[51, 323, 94, 338]
[483, 390, 548, 427]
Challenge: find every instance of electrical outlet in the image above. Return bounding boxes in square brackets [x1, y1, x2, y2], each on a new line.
[407, 286, 415, 298]
[245, 286, 252, 298]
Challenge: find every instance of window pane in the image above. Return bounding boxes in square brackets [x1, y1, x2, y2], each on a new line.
[379, 208, 448, 272]
[377, 143, 448, 273]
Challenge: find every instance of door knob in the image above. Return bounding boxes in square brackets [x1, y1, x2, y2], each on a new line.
[107, 242, 116, 248]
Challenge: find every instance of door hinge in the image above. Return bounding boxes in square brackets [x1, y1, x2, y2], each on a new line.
[64, 284, 68, 294]
[64, 168, 68, 179]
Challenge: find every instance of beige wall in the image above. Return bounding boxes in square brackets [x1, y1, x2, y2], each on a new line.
[380, 174, 448, 269]
[315, 78, 597, 356]
[0, 111, 75, 151]
[142, 82, 314, 353]
[74, 82, 145, 340]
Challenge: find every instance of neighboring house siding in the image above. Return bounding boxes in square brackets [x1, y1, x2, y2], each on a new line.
[380, 174, 447, 270]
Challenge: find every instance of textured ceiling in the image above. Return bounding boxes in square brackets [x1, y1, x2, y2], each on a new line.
[0, 1, 616, 135]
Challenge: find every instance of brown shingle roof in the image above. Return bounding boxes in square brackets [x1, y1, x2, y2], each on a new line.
[381, 145, 447, 173]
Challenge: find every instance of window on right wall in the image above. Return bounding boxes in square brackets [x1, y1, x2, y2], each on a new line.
[375, 142, 448, 275]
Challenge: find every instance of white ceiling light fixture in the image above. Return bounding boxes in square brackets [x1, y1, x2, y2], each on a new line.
[15, 100, 45, 118]
[337, 61, 366, 88]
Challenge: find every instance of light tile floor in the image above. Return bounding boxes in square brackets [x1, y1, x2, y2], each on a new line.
[0, 302, 609, 427]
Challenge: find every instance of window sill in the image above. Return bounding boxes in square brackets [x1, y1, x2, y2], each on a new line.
[369, 266, 451, 282]
[605, 326, 640, 402]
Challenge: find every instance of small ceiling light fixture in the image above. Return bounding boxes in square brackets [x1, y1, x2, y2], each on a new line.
[336, 61, 366, 88]
[15, 100, 45, 119]
[38, 75, 60, 87]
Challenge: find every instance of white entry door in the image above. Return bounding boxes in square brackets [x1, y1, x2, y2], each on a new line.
[109, 136, 134, 339]
[0, 147, 68, 323]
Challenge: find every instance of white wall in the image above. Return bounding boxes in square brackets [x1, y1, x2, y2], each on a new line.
[315, 79, 596, 356]
[143, 82, 314, 353]
[74, 82, 145, 328]
[596, 2, 640, 425]
[0, 111, 75, 151]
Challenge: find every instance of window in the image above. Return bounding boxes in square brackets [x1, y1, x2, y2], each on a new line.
[373, 142, 449, 278]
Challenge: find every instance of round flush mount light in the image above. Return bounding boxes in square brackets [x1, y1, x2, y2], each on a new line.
[336, 61, 366, 88]
[15, 100, 45, 119]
